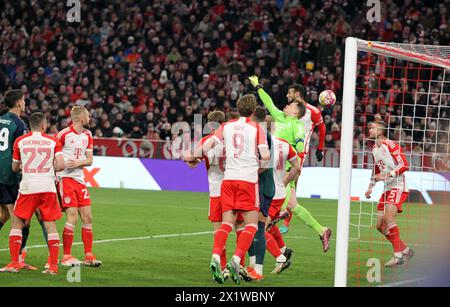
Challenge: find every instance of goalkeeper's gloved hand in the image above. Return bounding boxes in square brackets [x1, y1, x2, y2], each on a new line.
[316, 149, 324, 162]
[248, 75, 260, 88]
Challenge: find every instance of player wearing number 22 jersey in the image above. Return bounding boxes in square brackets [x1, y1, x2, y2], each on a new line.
[55, 106, 102, 267]
[1, 112, 64, 274]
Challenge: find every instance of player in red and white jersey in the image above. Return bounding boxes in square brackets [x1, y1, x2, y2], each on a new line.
[365, 121, 414, 268]
[56, 106, 102, 267]
[0, 112, 65, 274]
[184, 111, 227, 267]
[184, 94, 270, 284]
[280, 83, 331, 252]
[264, 116, 300, 274]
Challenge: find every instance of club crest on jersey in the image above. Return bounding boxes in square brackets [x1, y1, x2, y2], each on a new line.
[82, 138, 88, 147]
[64, 196, 72, 204]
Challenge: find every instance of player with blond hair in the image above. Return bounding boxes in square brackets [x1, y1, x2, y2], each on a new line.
[56, 106, 102, 267]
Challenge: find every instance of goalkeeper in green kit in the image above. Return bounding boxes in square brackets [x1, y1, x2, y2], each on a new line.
[249, 75, 332, 253]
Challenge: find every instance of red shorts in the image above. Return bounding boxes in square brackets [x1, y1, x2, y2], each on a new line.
[209, 197, 222, 222]
[269, 198, 285, 219]
[220, 180, 259, 213]
[14, 193, 62, 222]
[377, 189, 409, 213]
[57, 178, 91, 208]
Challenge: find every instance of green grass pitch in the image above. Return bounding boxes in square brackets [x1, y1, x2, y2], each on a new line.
[0, 188, 442, 286]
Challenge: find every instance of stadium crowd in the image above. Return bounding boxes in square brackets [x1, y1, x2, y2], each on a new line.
[0, 0, 448, 153]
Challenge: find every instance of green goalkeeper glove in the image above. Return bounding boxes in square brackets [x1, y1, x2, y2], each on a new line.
[249, 75, 260, 88]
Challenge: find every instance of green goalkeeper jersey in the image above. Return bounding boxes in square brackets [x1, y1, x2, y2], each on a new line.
[256, 88, 305, 154]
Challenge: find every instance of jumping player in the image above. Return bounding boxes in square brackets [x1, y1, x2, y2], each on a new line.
[280, 84, 328, 239]
[56, 106, 102, 267]
[0, 112, 65, 274]
[365, 121, 414, 267]
[184, 94, 270, 284]
[249, 76, 331, 252]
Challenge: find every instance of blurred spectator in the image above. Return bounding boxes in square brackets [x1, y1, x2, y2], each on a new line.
[0, 0, 447, 155]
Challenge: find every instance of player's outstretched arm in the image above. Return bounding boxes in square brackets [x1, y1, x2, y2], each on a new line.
[183, 137, 217, 162]
[248, 76, 284, 121]
[365, 163, 379, 198]
[294, 122, 305, 154]
[315, 122, 326, 162]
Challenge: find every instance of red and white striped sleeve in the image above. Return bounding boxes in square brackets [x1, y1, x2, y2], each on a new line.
[385, 139, 409, 176]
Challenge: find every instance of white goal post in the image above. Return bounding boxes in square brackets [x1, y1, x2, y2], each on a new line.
[334, 37, 450, 287]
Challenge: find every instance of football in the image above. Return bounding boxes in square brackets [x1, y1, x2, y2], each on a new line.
[318, 90, 336, 107]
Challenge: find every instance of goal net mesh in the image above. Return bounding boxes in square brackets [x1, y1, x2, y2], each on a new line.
[348, 40, 450, 286]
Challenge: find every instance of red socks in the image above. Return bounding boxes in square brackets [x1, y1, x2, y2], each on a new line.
[220, 248, 227, 270]
[235, 227, 246, 266]
[234, 224, 258, 259]
[63, 223, 75, 255]
[9, 229, 22, 263]
[82, 224, 93, 255]
[265, 231, 282, 258]
[385, 224, 407, 253]
[212, 223, 232, 255]
[269, 225, 286, 249]
[48, 233, 60, 266]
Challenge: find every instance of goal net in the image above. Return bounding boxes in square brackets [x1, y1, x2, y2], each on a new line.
[335, 38, 450, 287]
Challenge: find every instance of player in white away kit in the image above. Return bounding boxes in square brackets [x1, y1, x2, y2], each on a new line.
[184, 94, 270, 284]
[365, 121, 414, 268]
[0, 112, 65, 274]
[56, 106, 101, 267]
[264, 115, 300, 274]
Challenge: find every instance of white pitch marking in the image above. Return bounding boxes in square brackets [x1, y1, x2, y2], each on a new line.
[0, 231, 213, 252]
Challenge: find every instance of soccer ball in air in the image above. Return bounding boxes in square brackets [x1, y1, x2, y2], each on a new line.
[318, 90, 336, 107]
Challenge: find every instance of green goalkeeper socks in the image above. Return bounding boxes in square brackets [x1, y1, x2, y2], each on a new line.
[291, 204, 325, 236]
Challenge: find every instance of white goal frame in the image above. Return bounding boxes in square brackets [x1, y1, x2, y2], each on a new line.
[334, 37, 450, 287]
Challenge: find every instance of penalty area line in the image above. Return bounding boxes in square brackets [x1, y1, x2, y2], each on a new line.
[0, 231, 213, 252]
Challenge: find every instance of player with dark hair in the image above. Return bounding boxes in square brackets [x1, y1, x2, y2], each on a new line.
[249, 76, 331, 253]
[0, 112, 65, 274]
[0, 90, 48, 270]
[365, 121, 414, 267]
[279, 82, 331, 251]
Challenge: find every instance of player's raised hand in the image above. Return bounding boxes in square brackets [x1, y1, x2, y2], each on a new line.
[365, 188, 372, 199]
[249, 75, 260, 88]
